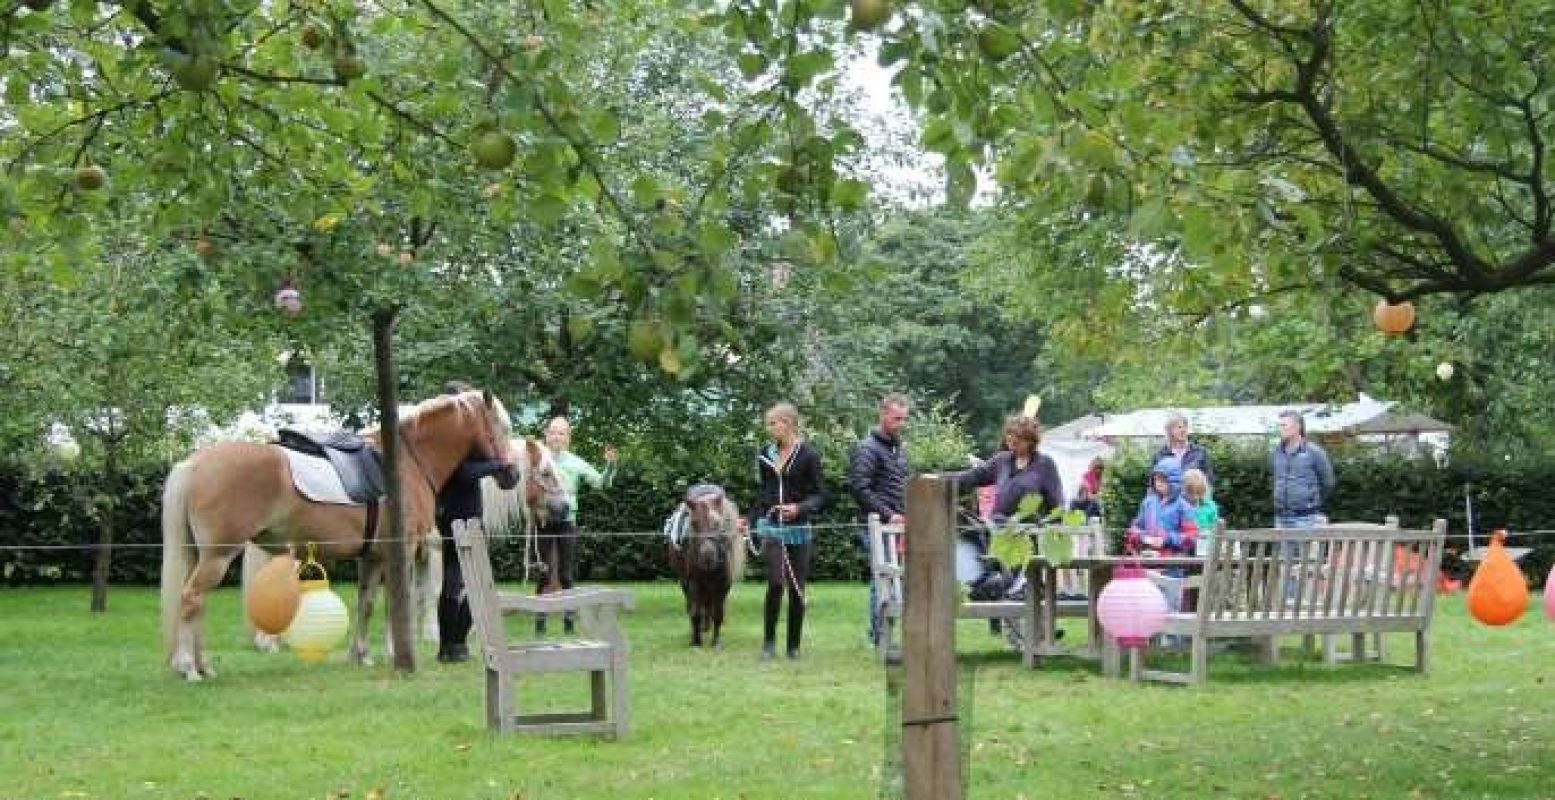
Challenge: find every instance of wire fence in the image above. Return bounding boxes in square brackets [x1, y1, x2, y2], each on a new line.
[3, 523, 1554, 552]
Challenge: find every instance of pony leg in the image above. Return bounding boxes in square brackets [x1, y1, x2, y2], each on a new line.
[173, 551, 240, 681]
[352, 557, 384, 666]
[241, 544, 282, 653]
[711, 596, 726, 649]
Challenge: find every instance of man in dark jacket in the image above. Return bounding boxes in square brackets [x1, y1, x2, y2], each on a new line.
[849, 393, 909, 647]
[435, 381, 516, 664]
[1270, 409, 1335, 528]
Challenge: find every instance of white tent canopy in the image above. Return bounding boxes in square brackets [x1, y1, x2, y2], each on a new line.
[1079, 394, 1434, 440]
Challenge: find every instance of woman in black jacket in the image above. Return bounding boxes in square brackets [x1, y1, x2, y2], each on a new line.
[746, 401, 827, 660]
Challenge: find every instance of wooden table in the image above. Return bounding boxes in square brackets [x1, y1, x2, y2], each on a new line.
[1027, 554, 1205, 676]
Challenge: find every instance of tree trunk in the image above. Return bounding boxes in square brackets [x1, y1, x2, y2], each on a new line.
[373, 308, 416, 673]
[88, 441, 117, 613]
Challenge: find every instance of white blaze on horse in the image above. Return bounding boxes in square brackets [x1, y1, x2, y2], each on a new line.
[665, 484, 746, 648]
[161, 390, 557, 680]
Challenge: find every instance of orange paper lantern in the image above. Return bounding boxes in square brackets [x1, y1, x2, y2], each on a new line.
[245, 553, 301, 635]
[1543, 565, 1555, 621]
[1466, 531, 1527, 626]
[1373, 299, 1415, 335]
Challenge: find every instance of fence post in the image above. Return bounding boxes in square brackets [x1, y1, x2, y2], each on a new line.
[902, 474, 961, 800]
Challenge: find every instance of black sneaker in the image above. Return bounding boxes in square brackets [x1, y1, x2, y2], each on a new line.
[760, 643, 776, 662]
[786, 647, 800, 660]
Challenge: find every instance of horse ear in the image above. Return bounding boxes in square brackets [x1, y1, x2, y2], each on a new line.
[482, 388, 494, 407]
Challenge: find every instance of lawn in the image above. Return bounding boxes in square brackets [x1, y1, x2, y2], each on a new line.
[0, 582, 1550, 800]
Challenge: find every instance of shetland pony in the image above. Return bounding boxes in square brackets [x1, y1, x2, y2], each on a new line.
[665, 484, 746, 647]
[161, 390, 534, 680]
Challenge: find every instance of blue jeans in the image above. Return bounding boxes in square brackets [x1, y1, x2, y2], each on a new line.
[1274, 513, 1326, 600]
[858, 531, 878, 643]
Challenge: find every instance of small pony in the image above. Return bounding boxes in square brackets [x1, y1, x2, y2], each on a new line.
[664, 484, 746, 647]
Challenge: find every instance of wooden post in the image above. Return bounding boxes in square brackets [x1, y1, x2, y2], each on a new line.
[901, 474, 961, 800]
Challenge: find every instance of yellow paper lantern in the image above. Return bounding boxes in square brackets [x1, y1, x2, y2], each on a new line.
[245, 553, 301, 635]
[285, 575, 349, 663]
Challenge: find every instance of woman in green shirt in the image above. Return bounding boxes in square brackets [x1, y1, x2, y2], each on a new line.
[534, 416, 618, 634]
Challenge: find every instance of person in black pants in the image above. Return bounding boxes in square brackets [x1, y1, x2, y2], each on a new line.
[744, 401, 827, 661]
[435, 381, 516, 664]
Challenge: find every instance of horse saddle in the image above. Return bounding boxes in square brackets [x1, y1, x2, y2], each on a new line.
[276, 428, 386, 505]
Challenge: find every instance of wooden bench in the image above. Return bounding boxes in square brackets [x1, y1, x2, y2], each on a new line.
[868, 514, 1097, 666]
[452, 519, 634, 736]
[1130, 519, 1447, 684]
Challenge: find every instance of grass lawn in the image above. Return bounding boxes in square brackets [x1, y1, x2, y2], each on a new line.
[0, 581, 1551, 800]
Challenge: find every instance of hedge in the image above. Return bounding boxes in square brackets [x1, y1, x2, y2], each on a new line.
[0, 459, 875, 587]
[6, 440, 1551, 589]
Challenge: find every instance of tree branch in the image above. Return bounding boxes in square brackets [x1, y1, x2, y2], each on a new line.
[417, 0, 653, 256]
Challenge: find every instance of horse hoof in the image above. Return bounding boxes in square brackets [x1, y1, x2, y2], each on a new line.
[253, 633, 281, 653]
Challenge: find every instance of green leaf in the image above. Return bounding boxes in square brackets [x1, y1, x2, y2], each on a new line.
[831, 178, 869, 210]
[584, 109, 621, 143]
[989, 529, 1034, 570]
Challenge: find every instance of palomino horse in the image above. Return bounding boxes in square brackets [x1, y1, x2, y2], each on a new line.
[161, 390, 528, 681]
[665, 484, 746, 647]
[240, 434, 567, 657]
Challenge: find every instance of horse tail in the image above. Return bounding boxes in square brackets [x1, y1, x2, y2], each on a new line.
[160, 459, 195, 658]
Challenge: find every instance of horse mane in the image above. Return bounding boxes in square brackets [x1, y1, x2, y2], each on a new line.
[479, 436, 537, 537]
[400, 390, 513, 437]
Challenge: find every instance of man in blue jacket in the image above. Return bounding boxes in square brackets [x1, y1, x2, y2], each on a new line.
[1271, 409, 1336, 529]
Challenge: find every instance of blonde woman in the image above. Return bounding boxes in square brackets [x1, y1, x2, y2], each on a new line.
[745, 402, 827, 661]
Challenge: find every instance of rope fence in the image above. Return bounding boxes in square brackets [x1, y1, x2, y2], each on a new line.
[3, 524, 1555, 552]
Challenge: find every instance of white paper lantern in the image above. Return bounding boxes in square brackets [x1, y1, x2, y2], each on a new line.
[1096, 567, 1168, 648]
[285, 579, 348, 662]
[1436, 362, 1454, 381]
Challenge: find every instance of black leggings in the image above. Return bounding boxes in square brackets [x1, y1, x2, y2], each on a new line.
[762, 538, 813, 652]
[436, 519, 471, 650]
[534, 519, 578, 594]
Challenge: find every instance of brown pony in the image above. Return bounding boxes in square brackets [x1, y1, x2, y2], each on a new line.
[160, 390, 534, 681]
[665, 484, 746, 647]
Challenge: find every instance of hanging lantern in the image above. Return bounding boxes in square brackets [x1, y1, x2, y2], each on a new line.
[1466, 531, 1528, 626]
[1096, 566, 1168, 648]
[284, 555, 349, 662]
[1373, 299, 1415, 335]
[245, 553, 301, 636]
[274, 278, 302, 316]
[1543, 565, 1555, 622]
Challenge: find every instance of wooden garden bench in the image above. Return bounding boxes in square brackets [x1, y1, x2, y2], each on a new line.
[1131, 519, 1447, 685]
[452, 518, 634, 737]
[868, 514, 1098, 667]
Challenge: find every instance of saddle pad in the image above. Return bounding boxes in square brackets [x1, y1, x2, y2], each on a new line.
[284, 449, 358, 505]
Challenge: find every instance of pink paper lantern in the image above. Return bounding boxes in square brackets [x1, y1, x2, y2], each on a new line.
[1544, 565, 1555, 622]
[1097, 567, 1168, 648]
